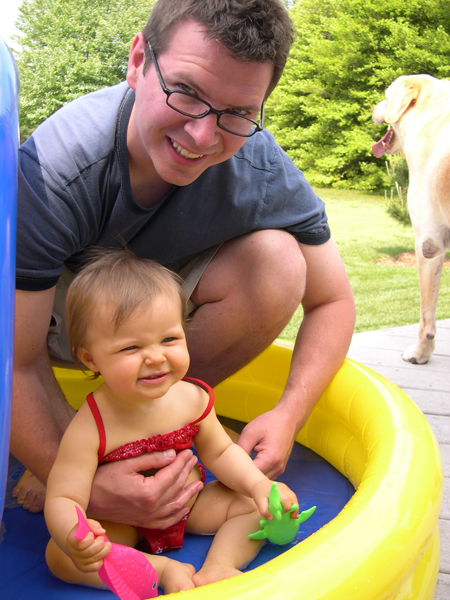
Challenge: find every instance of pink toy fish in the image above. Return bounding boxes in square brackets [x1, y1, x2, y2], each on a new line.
[74, 506, 158, 600]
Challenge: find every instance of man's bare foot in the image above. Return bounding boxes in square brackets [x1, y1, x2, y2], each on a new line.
[157, 557, 196, 593]
[11, 469, 46, 513]
[193, 563, 242, 587]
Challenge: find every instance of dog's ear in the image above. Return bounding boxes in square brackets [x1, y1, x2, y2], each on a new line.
[385, 78, 421, 124]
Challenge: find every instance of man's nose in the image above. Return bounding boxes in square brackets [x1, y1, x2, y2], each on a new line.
[184, 112, 219, 149]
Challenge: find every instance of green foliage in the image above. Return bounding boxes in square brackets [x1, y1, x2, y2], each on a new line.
[384, 155, 411, 226]
[266, 0, 450, 191]
[13, 0, 155, 137]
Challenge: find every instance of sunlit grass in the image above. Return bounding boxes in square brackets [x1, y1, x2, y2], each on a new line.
[280, 188, 450, 341]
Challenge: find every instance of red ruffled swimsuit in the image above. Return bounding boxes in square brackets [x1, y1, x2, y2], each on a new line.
[86, 377, 214, 554]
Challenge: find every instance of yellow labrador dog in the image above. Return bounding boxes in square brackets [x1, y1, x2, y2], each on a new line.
[372, 74, 450, 364]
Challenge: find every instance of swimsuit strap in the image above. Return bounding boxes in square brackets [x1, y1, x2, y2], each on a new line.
[182, 377, 215, 424]
[86, 392, 107, 462]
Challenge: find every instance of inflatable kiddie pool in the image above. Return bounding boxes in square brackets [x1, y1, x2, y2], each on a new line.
[53, 338, 443, 600]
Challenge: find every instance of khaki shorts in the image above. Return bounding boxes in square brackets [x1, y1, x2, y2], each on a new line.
[47, 245, 221, 366]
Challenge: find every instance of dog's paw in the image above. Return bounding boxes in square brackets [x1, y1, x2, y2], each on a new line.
[402, 339, 435, 364]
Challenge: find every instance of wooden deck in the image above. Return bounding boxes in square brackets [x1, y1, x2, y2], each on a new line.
[347, 319, 450, 600]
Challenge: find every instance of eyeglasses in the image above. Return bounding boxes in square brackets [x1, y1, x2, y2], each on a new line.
[147, 41, 264, 138]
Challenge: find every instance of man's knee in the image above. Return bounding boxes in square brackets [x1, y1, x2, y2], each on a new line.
[244, 229, 305, 273]
[239, 230, 306, 313]
[192, 230, 305, 319]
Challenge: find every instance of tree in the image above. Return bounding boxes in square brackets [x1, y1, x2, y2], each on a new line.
[266, 0, 450, 190]
[14, 0, 155, 136]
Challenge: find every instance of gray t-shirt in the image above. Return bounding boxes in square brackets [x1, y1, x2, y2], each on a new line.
[16, 82, 330, 291]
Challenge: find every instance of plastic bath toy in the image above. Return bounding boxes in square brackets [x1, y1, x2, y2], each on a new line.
[249, 482, 316, 545]
[74, 506, 158, 600]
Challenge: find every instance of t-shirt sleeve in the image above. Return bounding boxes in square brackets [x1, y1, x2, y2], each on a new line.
[16, 140, 100, 291]
[231, 131, 331, 245]
[264, 143, 330, 245]
[15, 83, 131, 292]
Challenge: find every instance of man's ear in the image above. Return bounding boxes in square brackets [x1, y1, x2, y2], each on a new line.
[77, 347, 98, 373]
[127, 32, 146, 90]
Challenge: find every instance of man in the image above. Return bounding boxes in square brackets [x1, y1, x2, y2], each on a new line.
[12, 0, 355, 528]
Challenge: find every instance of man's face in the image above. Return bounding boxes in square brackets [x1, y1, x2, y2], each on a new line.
[126, 20, 273, 187]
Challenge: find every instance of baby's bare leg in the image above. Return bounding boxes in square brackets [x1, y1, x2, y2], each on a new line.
[186, 481, 264, 586]
[45, 522, 195, 594]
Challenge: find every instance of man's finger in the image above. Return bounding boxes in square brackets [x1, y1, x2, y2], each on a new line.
[140, 480, 204, 529]
[150, 450, 197, 489]
[122, 449, 177, 473]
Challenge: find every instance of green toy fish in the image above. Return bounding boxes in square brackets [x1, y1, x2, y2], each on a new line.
[249, 482, 316, 545]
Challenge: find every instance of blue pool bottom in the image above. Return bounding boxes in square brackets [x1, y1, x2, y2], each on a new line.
[0, 442, 354, 599]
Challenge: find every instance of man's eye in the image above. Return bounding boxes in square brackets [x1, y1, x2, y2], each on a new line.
[178, 83, 196, 95]
[227, 107, 250, 117]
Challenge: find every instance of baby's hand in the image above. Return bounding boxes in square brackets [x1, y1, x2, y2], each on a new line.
[67, 518, 111, 572]
[251, 479, 299, 520]
[275, 482, 299, 519]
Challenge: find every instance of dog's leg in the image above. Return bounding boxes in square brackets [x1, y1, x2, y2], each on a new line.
[402, 237, 445, 364]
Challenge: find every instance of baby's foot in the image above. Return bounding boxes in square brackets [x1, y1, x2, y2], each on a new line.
[193, 563, 242, 587]
[11, 469, 46, 513]
[158, 558, 196, 593]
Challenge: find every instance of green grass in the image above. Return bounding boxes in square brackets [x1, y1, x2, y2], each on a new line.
[280, 188, 450, 341]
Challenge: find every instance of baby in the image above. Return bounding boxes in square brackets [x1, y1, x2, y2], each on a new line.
[44, 249, 299, 594]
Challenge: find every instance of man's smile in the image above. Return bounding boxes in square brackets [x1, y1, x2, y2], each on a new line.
[170, 138, 204, 159]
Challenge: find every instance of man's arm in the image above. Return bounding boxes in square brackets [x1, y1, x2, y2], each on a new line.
[238, 239, 355, 478]
[12, 288, 73, 482]
[12, 288, 203, 527]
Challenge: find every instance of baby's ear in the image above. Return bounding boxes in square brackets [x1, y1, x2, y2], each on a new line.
[77, 347, 97, 372]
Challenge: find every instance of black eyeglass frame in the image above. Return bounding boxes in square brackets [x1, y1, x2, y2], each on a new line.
[146, 41, 265, 138]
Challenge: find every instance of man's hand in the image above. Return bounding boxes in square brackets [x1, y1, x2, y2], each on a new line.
[87, 449, 203, 528]
[237, 407, 298, 479]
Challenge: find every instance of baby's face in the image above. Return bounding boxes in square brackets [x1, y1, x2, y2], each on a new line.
[78, 293, 189, 400]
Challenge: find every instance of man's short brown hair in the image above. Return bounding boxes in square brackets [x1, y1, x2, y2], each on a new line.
[142, 0, 295, 99]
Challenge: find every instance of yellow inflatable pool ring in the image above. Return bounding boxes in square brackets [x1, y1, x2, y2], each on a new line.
[54, 340, 443, 600]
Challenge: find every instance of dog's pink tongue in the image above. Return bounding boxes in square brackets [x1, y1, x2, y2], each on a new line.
[372, 129, 393, 158]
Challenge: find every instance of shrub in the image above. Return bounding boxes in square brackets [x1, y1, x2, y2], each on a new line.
[384, 155, 411, 226]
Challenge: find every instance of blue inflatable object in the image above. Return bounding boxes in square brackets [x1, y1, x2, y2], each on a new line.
[0, 37, 19, 522]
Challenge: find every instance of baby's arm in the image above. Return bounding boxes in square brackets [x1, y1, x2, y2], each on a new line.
[66, 514, 111, 572]
[194, 407, 298, 520]
[44, 406, 110, 572]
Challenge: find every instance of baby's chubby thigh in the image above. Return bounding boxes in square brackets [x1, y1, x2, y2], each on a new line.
[183, 463, 204, 510]
[185, 480, 259, 534]
[98, 520, 142, 546]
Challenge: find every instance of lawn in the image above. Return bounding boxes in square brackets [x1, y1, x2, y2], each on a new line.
[280, 187, 450, 341]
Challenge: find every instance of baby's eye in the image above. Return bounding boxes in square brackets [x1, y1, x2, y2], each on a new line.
[121, 345, 138, 352]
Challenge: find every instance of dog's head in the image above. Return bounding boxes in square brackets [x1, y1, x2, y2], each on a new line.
[371, 75, 434, 157]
